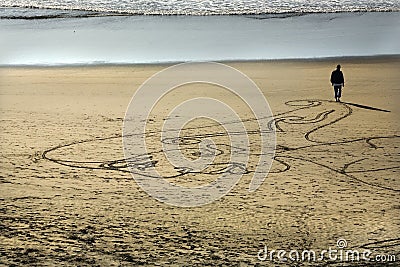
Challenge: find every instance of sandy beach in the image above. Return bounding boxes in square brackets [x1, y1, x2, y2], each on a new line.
[0, 57, 399, 266]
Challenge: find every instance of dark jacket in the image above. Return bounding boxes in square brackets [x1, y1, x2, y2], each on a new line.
[330, 70, 344, 85]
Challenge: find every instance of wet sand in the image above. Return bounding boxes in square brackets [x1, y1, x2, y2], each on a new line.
[0, 57, 399, 266]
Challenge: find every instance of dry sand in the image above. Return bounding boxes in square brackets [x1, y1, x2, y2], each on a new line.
[0, 57, 399, 266]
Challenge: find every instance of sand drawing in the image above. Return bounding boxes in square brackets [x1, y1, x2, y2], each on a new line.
[42, 99, 399, 192]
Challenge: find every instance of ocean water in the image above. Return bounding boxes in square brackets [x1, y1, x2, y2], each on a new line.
[0, 1, 399, 65]
[0, 0, 399, 17]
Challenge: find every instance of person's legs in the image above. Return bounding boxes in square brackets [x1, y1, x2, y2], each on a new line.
[334, 86, 339, 101]
[337, 86, 342, 102]
[334, 85, 342, 102]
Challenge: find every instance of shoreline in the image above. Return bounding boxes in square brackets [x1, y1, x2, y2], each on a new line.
[2, 12, 399, 66]
[1, 7, 399, 18]
[1, 54, 399, 68]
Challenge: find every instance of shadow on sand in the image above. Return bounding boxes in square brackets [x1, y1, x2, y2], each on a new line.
[343, 102, 391, 113]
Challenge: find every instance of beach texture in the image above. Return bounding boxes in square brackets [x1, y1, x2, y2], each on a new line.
[0, 57, 399, 266]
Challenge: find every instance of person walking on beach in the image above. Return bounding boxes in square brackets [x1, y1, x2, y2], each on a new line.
[330, 64, 345, 102]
